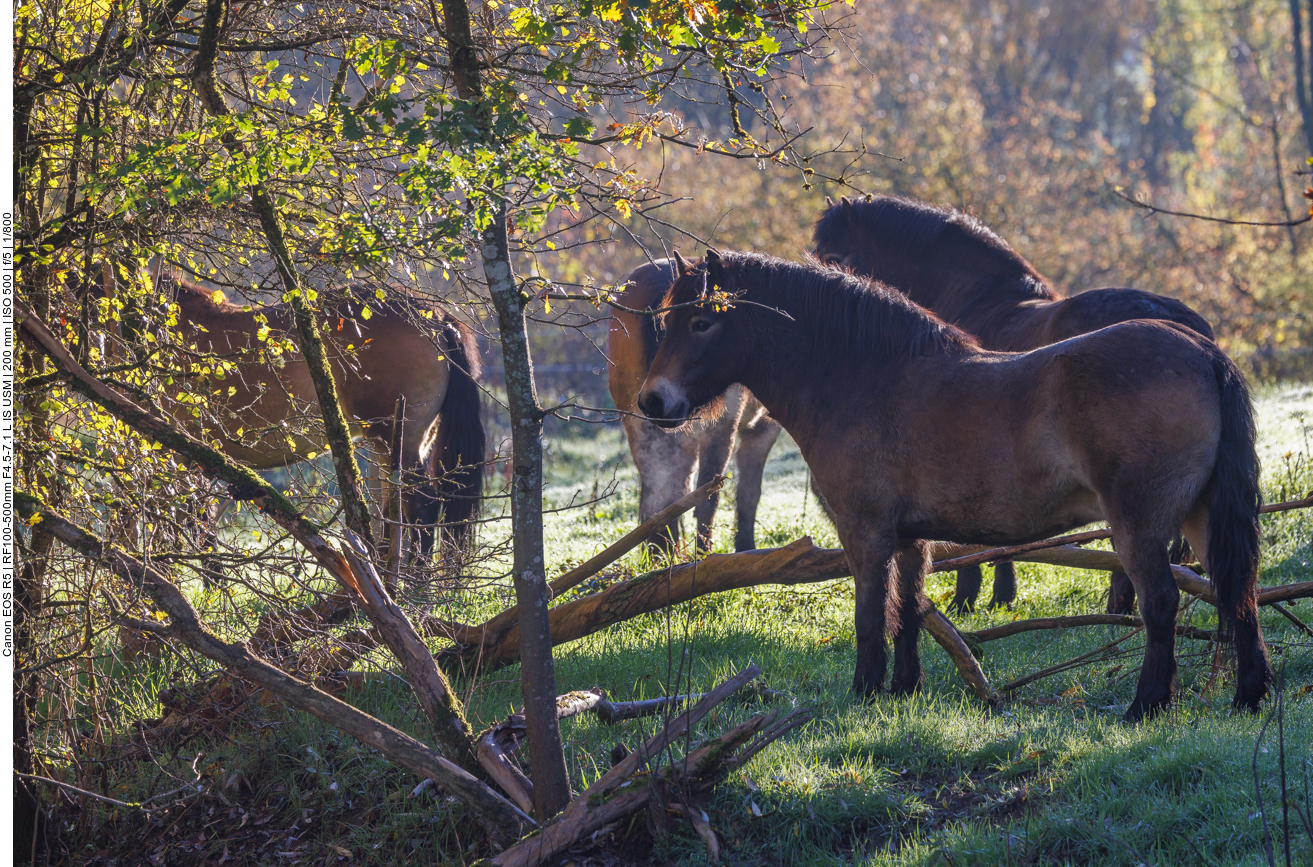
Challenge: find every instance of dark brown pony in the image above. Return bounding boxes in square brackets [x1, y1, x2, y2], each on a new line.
[814, 195, 1215, 613]
[638, 250, 1269, 721]
[146, 274, 485, 556]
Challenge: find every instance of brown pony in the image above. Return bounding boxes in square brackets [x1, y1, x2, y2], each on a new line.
[144, 274, 485, 556]
[813, 195, 1215, 613]
[608, 260, 781, 552]
[638, 250, 1269, 721]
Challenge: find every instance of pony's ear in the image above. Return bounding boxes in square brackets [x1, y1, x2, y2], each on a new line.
[704, 248, 730, 295]
[825, 196, 836, 208]
[672, 250, 691, 275]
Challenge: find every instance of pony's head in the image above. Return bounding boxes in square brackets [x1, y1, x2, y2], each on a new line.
[638, 249, 743, 429]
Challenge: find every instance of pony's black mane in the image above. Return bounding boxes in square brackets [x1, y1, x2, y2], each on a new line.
[813, 195, 1056, 303]
[666, 251, 974, 366]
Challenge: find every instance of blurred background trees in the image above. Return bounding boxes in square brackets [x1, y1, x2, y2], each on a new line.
[538, 0, 1312, 413]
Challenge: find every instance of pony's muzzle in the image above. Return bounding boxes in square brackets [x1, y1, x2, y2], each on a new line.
[637, 379, 690, 430]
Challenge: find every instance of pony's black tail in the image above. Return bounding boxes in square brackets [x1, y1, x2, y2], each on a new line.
[432, 316, 486, 555]
[1203, 347, 1270, 710]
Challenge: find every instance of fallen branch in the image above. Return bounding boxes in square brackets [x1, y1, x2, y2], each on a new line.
[996, 626, 1145, 694]
[15, 493, 534, 846]
[485, 664, 813, 867]
[963, 615, 1220, 649]
[921, 606, 996, 703]
[455, 475, 726, 649]
[339, 530, 482, 776]
[932, 492, 1313, 573]
[451, 539, 850, 671]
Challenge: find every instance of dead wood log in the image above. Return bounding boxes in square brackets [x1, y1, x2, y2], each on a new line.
[338, 530, 482, 775]
[489, 700, 812, 867]
[455, 475, 726, 650]
[455, 539, 994, 700]
[485, 664, 773, 867]
[473, 689, 618, 814]
[15, 493, 534, 846]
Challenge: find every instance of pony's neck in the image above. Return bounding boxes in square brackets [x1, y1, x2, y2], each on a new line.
[854, 227, 1056, 331]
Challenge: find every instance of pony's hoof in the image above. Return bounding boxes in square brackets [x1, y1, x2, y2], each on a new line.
[1231, 688, 1267, 714]
[851, 679, 885, 700]
[889, 677, 923, 698]
[1123, 696, 1170, 722]
[949, 596, 976, 616]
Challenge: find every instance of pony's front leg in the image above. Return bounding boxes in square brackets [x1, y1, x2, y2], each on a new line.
[891, 541, 933, 695]
[849, 536, 898, 697]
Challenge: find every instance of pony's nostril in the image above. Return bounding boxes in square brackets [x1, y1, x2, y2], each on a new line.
[640, 391, 665, 419]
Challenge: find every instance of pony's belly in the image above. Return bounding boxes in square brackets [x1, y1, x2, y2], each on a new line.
[900, 490, 1104, 546]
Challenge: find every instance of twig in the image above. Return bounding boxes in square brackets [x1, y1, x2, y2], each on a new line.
[1114, 188, 1312, 227]
[16, 754, 207, 812]
[997, 627, 1145, 694]
[1269, 602, 1313, 638]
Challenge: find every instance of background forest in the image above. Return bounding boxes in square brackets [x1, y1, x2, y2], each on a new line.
[529, 0, 1313, 411]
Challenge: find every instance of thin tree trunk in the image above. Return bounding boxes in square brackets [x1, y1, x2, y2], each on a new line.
[14, 260, 54, 865]
[1293, 0, 1313, 156]
[438, 0, 570, 819]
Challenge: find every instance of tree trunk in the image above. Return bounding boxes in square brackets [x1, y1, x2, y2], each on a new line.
[14, 259, 54, 865]
[439, 0, 570, 819]
[1293, 0, 1313, 157]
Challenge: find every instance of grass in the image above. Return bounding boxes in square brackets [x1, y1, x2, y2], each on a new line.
[58, 385, 1313, 866]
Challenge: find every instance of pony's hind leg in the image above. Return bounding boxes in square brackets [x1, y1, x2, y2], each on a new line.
[1117, 535, 1180, 721]
[988, 562, 1017, 609]
[1107, 572, 1136, 615]
[1180, 507, 1271, 712]
[950, 566, 982, 614]
[731, 414, 781, 551]
[890, 541, 933, 696]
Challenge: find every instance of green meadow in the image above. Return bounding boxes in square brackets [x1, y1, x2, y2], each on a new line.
[68, 385, 1313, 866]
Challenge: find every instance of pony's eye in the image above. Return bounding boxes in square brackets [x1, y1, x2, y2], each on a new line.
[690, 318, 713, 333]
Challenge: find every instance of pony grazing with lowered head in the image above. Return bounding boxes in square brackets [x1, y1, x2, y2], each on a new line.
[133, 273, 486, 560]
[814, 195, 1216, 613]
[638, 250, 1270, 721]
